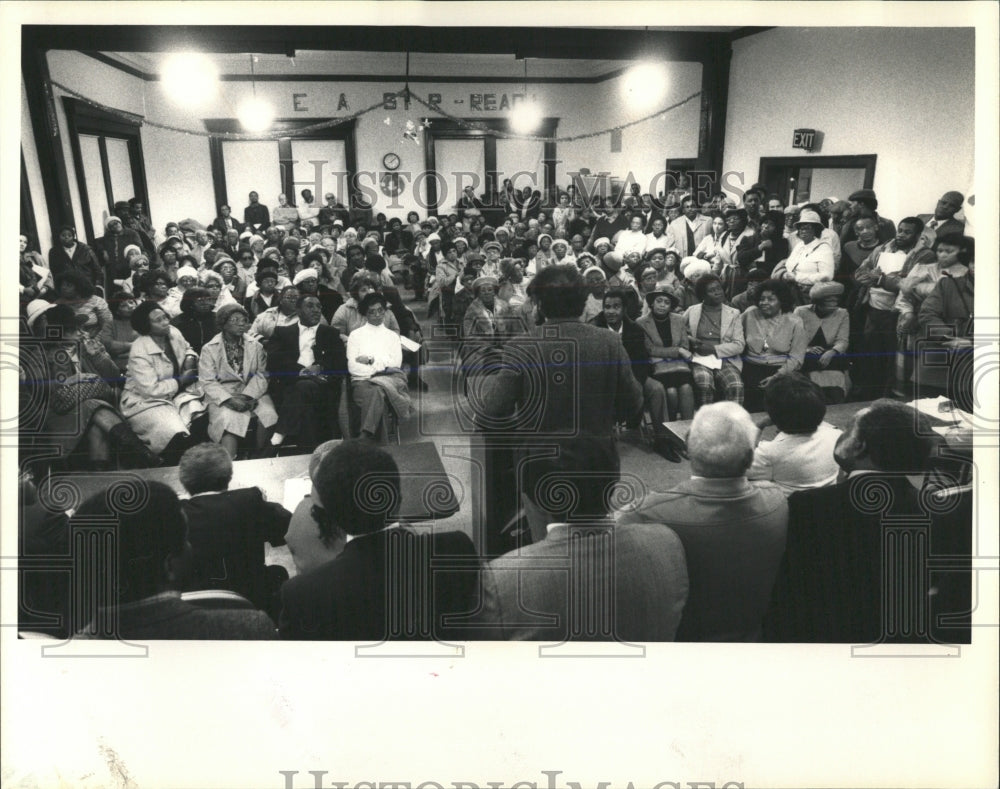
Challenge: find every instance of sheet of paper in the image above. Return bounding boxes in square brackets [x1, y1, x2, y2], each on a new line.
[691, 353, 722, 370]
[400, 335, 422, 352]
[283, 476, 312, 511]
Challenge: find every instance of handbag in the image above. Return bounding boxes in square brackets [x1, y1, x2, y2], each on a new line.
[51, 377, 115, 414]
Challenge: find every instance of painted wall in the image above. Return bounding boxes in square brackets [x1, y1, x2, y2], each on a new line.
[723, 27, 975, 219]
[148, 70, 703, 217]
[30, 55, 704, 237]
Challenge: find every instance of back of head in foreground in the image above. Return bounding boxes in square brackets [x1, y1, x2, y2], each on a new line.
[521, 435, 621, 524]
[71, 481, 188, 605]
[312, 439, 401, 537]
[834, 399, 935, 475]
[764, 374, 826, 436]
[178, 442, 234, 495]
[687, 402, 760, 478]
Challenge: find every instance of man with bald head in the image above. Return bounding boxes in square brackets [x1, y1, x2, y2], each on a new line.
[620, 402, 787, 641]
[918, 190, 965, 248]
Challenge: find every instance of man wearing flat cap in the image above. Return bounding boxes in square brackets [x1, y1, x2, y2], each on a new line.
[839, 189, 896, 247]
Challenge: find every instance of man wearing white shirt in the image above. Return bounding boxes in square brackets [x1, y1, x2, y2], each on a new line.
[665, 197, 712, 257]
[346, 292, 411, 440]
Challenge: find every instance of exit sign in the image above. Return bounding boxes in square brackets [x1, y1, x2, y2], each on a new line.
[793, 128, 818, 150]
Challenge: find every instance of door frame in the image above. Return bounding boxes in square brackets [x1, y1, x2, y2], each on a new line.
[758, 154, 877, 205]
[422, 117, 559, 215]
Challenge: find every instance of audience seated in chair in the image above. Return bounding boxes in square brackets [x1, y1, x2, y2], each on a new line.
[747, 373, 842, 495]
[266, 294, 347, 453]
[346, 292, 412, 442]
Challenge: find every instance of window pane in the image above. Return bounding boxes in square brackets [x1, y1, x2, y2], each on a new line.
[496, 138, 544, 195]
[104, 137, 135, 207]
[222, 141, 282, 218]
[289, 140, 348, 204]
[78, 134, 109, 235]
[433, 139, 485, 211]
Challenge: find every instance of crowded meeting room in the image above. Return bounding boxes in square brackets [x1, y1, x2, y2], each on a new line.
[13, 22, 987, 645]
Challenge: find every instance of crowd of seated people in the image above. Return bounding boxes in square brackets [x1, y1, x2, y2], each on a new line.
[16, 180, 974, 643]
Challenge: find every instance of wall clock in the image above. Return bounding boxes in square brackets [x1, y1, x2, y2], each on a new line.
[383, 152, 401, 171]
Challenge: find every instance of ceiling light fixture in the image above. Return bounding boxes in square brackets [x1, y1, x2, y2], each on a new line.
[161, 52, 218, 107]
[621, 61, 668, 110]
[237, 53, 274, 133]
[510, 58, 542, 135]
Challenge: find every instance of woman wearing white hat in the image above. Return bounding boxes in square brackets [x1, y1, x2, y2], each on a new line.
[776, 209, 835, 301]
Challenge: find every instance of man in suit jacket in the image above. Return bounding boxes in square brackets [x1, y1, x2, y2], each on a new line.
[764, 399, 972, 644]
[593, 288, 679, 462]
[279, 440, 481, 640]
[265, 294, 347, 451]
[480, 265, 643, 443]
[665, 197, 712, 257]
[211, 204, 245, 236]
[917, 190, 966, 248]
[479, 436, 689, 641]
[620, 402, 788, 641]
[178, 443, 291, 621]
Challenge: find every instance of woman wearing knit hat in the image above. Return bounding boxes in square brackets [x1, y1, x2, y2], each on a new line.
[794, 281, 851, 403]
[197, 303, 278, 458]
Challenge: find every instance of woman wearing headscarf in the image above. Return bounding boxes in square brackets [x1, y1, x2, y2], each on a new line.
[534, 233, 556, 269]
[794, 281, 851, 403]
[120, 300, 205, 462]
[197, 303, 278, 458]
[161, 264, 200, 318]
[580, 265, 608, 324]
[740, 278, 807, 412]
[550, 237, 575, 268]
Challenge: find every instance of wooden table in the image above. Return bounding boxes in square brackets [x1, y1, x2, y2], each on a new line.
[45, 441, 460, 523]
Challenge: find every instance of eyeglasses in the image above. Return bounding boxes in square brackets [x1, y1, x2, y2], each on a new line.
[365, 307, 386, 316]
[226, 316, 250, 326]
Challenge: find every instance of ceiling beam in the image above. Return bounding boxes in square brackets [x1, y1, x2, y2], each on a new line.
[25, 25, 731, 62]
